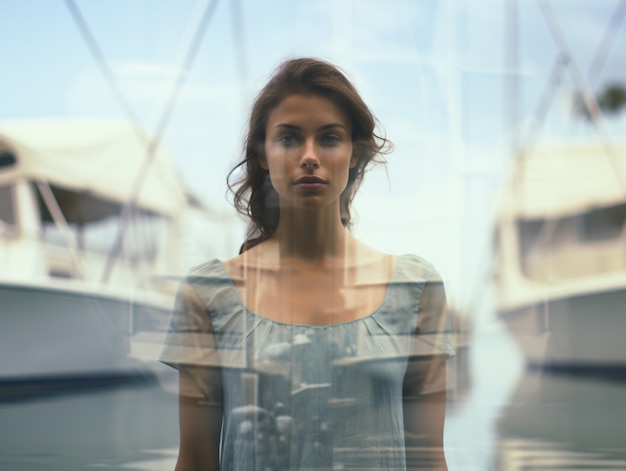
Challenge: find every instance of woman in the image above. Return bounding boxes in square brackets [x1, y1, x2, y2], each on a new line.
[160, 58, 455, 471]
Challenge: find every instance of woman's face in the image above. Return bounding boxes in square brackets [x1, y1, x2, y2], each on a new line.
[262, 94, 356, 213]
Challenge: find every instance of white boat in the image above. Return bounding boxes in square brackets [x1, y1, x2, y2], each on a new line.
[494, 141, 626, 369]
[0, 118, 218, 383]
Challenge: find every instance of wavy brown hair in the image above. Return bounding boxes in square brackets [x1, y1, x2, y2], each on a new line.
[228, 58, 392, 252]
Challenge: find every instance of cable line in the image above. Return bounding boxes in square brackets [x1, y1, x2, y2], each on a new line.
[63, 0, 221, 282]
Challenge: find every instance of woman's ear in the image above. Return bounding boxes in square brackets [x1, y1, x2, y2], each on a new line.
[259, 148, 269, 170]
[256, 141, 269, 170]
[350, 147, 359, 169]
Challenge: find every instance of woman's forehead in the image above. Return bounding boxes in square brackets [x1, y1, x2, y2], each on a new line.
[266, 94, 351, 131]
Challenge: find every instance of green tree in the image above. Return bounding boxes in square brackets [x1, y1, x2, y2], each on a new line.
[573, 82, 626, 120]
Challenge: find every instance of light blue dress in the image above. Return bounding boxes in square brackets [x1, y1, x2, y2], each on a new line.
[160, 254, 455, 471]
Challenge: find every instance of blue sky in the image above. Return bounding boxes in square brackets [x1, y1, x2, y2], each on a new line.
[2, 0, 624, 311]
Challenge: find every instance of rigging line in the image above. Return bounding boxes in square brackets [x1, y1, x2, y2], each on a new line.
[538, 0, 626, 196]
[101, 0, 220, 283]
[587, 0, 626, 85]
[513, 54, 569, 191]
[230, 0, 249, 96]
[151, 0, 220, 142]
[505, 0, 520, 158]
[63, 0, 143, 132]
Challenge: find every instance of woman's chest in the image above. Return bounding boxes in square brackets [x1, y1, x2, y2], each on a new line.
[236, 268, 391, 325]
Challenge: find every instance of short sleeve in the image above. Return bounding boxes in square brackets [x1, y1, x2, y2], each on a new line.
[413, 269, 455, 360]
[159, 279, 221, 369]
[159, 276, 222, 402]
[404, 267, 455, 397]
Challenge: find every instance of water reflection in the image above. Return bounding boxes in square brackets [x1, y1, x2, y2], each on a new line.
[0, 380, 178, 470]
[495, 368, 626, 470]
[2, 323, 625, 470]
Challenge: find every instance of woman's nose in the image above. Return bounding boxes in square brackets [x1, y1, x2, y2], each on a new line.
[300, 158, 319, 169]
[299, 139, 319, 169]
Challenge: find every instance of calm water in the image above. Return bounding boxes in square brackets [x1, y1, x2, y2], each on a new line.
[0, 379, 179, 471]
[450, 326, 626, 471]
[1, 326, 625, 470]
[494, 369, 626, 470]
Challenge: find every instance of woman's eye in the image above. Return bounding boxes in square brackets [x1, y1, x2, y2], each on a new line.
[278, 135, 296, 146]
[320, 134, 340, 144]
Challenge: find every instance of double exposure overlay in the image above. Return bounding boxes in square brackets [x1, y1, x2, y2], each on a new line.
[1, 1, 625, 470]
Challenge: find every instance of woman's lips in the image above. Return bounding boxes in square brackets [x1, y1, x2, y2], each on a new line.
[294, 176, 327, 189]
[296, 182, 325, 190]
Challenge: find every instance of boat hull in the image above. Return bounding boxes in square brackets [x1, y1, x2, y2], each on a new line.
[0, 282, 170, 381]
[499, 287, 626, 369]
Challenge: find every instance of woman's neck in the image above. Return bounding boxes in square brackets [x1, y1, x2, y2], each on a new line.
[272, 207, 350, 264]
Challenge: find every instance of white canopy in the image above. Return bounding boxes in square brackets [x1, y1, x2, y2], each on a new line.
[0, 119, 186, 216]
[509, 140, 626, 219]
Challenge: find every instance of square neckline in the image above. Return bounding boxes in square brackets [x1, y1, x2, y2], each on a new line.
[214, 255, 404, 328]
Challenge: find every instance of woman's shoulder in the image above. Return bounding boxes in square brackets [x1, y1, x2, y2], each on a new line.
[392, 253, 441, 283]
[399, 253, 438, 273]
[185, 258, 223, 277]
[214, 240, 440, 284]
[219, 243, 270, 284]
[184, 241, 274, 281]
[346, 241, 439, 287]
[180, 259, 236, 289]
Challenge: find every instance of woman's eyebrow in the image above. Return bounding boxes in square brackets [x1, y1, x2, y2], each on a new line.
[272, 122, 348, 131]
[273, 123, 301, 131]
[319, 123, 348, 131]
